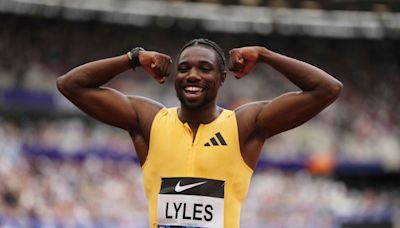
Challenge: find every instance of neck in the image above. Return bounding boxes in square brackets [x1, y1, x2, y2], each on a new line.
[178, 100, 222, 127]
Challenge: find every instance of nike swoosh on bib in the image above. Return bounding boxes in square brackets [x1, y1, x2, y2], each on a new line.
[174, 181, 207, 193]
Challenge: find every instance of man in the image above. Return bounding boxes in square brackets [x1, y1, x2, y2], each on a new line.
[57, 38, 342, 227]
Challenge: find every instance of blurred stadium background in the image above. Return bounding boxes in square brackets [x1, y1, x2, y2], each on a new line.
[1, 0, 400, 227]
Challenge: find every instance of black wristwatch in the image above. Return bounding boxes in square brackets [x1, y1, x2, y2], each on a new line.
[127, 47, 145, 70]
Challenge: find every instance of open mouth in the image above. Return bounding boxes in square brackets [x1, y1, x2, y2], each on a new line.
[182, 85, 206, 102]
[184, 86, 204, 93]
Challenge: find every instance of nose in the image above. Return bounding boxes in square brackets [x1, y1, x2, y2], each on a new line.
[187, 68, 201, 82]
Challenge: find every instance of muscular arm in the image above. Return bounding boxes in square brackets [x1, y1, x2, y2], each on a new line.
[231, 46, 343, 168]
[56, 51, 171, 133]
[255, 47, 343, 137]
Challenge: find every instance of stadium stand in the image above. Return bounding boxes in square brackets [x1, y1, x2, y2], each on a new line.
[0, 1, 399, 226]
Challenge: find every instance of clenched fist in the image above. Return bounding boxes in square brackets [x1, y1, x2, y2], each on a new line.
[228, 47, 262, 79]
[139, 51, 172, 84]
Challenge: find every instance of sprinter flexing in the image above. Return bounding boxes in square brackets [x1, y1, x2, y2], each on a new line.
[57, 39, 342, 227]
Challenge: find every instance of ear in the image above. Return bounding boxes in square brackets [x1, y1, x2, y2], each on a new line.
[219, 71, 227, 85]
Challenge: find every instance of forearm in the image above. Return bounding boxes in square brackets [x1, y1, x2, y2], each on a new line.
[57, 54, 130, 91]
[257, 47, 342, 94]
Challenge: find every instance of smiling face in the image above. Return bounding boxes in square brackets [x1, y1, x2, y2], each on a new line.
[175, 45, 226, 110]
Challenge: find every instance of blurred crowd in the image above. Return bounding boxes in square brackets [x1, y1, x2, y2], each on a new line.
[1, 13, 400, 227]
[1, 14, 399, 169]
[0, 147, 398, 227]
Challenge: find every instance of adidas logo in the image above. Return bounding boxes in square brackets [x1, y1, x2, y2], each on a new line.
[204, 132, 227, 147]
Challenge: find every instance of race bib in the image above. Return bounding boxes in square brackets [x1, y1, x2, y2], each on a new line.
[157, 177, 225, 228]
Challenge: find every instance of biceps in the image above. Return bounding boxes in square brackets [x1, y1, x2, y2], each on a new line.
[257, 91, 333, 138]
[62, 87, 137, 130]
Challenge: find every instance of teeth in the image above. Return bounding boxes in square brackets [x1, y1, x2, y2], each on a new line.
[185, 86, 203, 92]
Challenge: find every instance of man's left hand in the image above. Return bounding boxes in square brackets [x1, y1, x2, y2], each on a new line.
[228, 47, 260, 79]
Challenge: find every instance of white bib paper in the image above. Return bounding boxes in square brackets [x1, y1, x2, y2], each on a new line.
[157, 177, 225, 228]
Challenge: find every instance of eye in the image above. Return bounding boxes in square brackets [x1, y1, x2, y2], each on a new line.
[199, 65, 211, 73]
[178, 65, 189, 73]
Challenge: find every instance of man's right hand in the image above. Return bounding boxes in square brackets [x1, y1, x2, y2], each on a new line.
[139, 51, 172, 84]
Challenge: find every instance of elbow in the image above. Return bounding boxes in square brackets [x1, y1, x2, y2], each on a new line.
[56, 73, 79, 97]
[56, 75, 68, 95]
[333, 79, 343, 96]
[326, 78, 343, 101]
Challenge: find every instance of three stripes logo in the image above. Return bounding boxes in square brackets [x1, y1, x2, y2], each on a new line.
[204, 132, 227, 147]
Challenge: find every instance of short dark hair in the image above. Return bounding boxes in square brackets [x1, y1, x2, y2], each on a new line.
[177, 38, 226, 72]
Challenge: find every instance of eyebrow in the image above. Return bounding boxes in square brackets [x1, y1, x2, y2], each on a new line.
[178, 59, 215, 66]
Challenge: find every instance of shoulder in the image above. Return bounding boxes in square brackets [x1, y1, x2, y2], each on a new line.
[127, 95, 165, 116]
[126, 95, 165, 133]
[234, 101, 271, 124]
[127, 95, 165, 109]
[234, 100, 271, 141]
